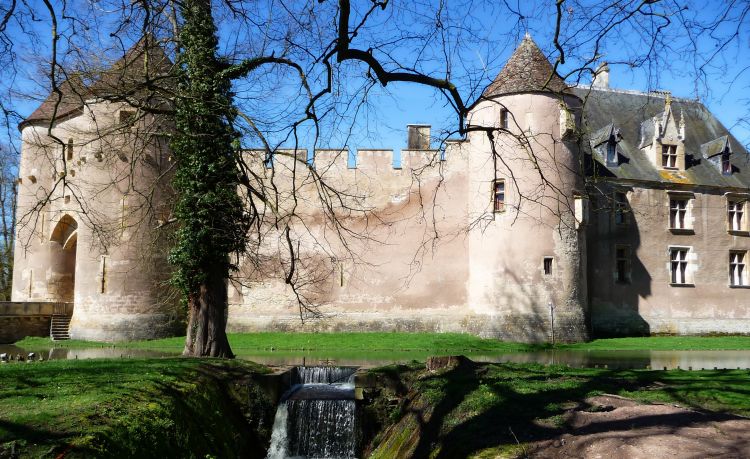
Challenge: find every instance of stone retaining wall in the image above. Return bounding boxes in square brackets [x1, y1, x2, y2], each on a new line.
[0, 301, 73, 343]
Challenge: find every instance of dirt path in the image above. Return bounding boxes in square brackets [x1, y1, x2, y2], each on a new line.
[531, 395, 750, 458]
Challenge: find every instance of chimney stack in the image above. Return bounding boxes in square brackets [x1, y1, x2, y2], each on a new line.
[592, 62, 609, 89]
[407, 124, 431, 149]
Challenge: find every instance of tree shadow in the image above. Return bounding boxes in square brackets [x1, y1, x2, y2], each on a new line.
[385, 362, 750, 459]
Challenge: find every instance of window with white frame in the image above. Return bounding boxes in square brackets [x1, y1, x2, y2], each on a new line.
[669, 197, 691, 230]
[662, 144, 677, 169]
[669, 247, 690, 285]
[727, 198, 745, 232]
[500, 109, 509, 130]
[730, 251, 747, 287]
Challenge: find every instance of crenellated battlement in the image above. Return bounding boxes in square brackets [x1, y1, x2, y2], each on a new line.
[244, 146, 455, 174]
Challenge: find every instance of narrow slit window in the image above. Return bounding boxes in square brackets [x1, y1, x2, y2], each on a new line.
[66, 138, 73, 161]
[100, 256, 108, 294]
[662, 144, 677, 169]
[39, 211, 45, 242]
[493, 179, 505, 213]
[121, 195, 129, 231]
[543, 257, 553, 275]
[730, 251, 746, 287]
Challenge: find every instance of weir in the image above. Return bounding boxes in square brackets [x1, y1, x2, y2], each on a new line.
[267, 366, 359, 459]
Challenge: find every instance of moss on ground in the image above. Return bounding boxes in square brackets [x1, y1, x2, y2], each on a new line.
[0, 358, 274, 458]
[363, 360, 750, 459]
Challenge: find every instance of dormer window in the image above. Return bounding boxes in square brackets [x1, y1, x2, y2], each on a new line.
[662, 144, 677, 169]
[606, 139, 617, 166]
[722, 151, 731, 175]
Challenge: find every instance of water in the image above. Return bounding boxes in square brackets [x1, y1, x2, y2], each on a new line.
[267, 367, 358, 459]
[3, 344, 750, 370]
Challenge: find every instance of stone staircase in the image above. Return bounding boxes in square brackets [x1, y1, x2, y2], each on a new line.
[50, 315, 72, 341]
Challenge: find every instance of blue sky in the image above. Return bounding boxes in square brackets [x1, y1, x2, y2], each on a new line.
[5, 1, 749, 156]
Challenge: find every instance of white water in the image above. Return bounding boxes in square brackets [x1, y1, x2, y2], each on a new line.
[266, 367, 358, 459]
[267, 404, 291, 459]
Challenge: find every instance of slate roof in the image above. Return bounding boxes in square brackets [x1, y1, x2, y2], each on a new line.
[20, 36, 174, 130]
[21, 76, 91, 129]
[575, 87, 750, 190]
[484, 35, 569, 98]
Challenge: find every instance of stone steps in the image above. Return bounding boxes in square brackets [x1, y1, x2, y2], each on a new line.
[50, 315, 72, 341]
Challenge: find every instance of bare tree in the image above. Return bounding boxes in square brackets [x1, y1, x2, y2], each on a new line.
[1, 0, 748, 355]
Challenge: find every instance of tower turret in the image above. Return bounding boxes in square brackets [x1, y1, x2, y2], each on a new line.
[465, 35, 588, 342]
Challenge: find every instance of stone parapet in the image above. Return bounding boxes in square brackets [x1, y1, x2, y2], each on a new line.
[0, 301, 73, 317]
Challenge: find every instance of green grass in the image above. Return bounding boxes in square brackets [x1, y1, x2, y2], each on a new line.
[16, 333, 750, 353]
[368, 361, 750, 458]
[16, 332, 535, 352]
[557, 335, 750, 350]
[0, 358, 271, 458]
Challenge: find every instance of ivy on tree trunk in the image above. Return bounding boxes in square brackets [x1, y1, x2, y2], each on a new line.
[170, 0, 247, 358]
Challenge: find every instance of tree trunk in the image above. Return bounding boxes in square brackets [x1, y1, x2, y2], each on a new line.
[183, 269, 234, 358]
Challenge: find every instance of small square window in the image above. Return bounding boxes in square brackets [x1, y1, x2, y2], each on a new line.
[493, 179, 505, 213]
[500, 109, 509, 130]
[119, 110, 136, 126]
[543, 257, 553, 275]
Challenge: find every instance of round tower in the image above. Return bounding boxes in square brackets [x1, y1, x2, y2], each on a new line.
[12, 40, 182, 341]
[466, 35, 588, 342]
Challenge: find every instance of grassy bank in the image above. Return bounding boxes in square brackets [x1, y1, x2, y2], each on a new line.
[364, 360, 750, 458]
[15, 333, 750, 353]
[0, 358, 273, 458]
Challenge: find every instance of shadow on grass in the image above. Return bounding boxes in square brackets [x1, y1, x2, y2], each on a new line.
[388, 363, 750, 459]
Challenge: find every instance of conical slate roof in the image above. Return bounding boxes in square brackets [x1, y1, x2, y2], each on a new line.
[20, 36, 174, 130]
[483, 35, 568, 98]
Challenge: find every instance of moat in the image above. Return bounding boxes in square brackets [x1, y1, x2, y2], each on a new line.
[3, 344, 750, 370]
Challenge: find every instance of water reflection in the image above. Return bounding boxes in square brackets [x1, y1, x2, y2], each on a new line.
[2, 344, 750, 370]
[232, 349, 750, 370]
[0, 345, 175, 361]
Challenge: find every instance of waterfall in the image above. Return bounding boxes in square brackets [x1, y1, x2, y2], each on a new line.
[267, 367, 358, 459]
[293, 366, 357, 385]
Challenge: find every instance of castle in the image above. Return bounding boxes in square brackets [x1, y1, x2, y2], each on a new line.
[10, 36, 750, 343]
